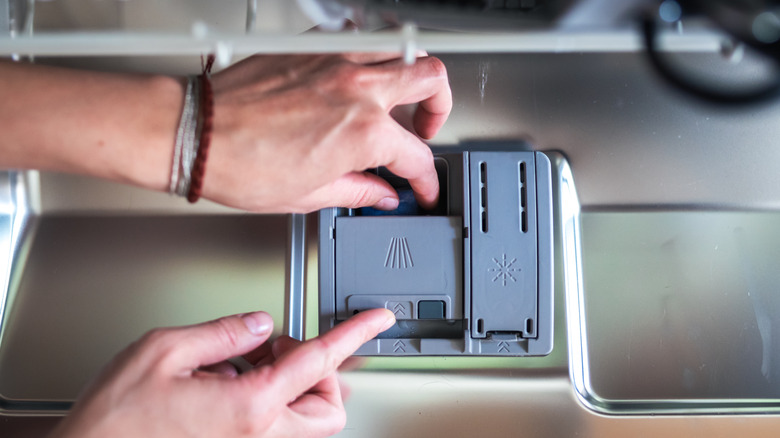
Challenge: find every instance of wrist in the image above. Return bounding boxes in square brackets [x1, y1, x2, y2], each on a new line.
[108, 74, 186, 193]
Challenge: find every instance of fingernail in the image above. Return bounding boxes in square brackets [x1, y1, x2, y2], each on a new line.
[374, 197, 399, 211]
[242, 312, 273, 335]
[380, 310, 396, 331]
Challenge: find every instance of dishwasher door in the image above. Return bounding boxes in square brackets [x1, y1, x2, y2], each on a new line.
[2, 1, 780, 437]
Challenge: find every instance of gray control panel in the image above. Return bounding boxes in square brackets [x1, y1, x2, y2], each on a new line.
[319, 143, 554, 356]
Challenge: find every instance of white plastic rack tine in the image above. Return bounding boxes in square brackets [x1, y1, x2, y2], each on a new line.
[0, 29, 724, 57]
[246, 0, 258, 34]
[401, 22, 418, 65]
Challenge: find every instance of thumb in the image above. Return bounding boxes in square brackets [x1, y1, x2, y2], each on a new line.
[168, 311, 274, 372]
[307, 171, 399, 210]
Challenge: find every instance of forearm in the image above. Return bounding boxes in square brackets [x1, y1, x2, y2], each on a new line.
[0, 54, 449, 213]
[0, 60, 183, 192]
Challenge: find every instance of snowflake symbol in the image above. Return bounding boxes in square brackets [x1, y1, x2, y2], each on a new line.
[488, 254, 520, 286]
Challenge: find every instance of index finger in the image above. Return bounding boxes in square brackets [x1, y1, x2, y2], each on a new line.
[381, 123, 440, 210]
[250, 308, 395, 403]
[374, 56, 452, 139]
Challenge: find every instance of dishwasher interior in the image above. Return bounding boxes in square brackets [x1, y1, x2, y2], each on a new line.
[2, 0, 780, 436]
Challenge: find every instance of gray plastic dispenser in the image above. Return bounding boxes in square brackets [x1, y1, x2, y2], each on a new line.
[319, 143, 554, 356]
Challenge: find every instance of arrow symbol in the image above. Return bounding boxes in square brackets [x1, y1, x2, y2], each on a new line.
[497, 341, 510, 353]
[392, 303, 407, 317]
[393, 340, 406, 353]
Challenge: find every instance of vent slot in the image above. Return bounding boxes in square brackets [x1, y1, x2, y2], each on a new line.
[525, 318, 534, 337]
[519, 161, 528, 233]
[479, 161, 488, 233]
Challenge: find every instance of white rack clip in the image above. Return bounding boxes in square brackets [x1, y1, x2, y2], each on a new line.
[246, 0, 258, 34]
[401, 22, 418, 65]
[215, 41, 233, 68]
[191, 20, 209, 40]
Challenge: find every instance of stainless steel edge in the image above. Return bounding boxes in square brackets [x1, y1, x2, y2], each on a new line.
[0, 170, 71, 416]
[0, 171, 17, 353]
[0, 171, 32, 350]
[284, 213, 307, 341]
[552, 151, 594, 411]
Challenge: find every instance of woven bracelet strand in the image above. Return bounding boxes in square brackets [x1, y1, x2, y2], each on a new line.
[176, 76, 201, 197]
[169, 76, 201, 197]
[169, 77, 194, 194]
[187, 55, 215, 203]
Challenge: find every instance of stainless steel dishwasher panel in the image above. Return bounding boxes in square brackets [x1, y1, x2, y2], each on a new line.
[0, 171, 290, 413]
[571, 209, 780, 414]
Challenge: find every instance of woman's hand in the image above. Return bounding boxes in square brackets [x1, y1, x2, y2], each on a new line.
[204, 53, 451, 212]
[0, 54, 451, 214]
[50, 309, 395, 438]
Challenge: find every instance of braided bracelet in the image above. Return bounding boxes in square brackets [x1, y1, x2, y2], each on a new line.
[187, 55, 214, 203]
[169, 54, 215, 202]
[187, 55, 215, 203]
[169, 76, 200, 196]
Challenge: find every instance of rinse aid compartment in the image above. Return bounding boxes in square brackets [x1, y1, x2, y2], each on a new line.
[319, 143, 554, 356]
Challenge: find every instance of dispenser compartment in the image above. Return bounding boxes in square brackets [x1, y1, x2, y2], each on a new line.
[319, 143, 554, 356]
